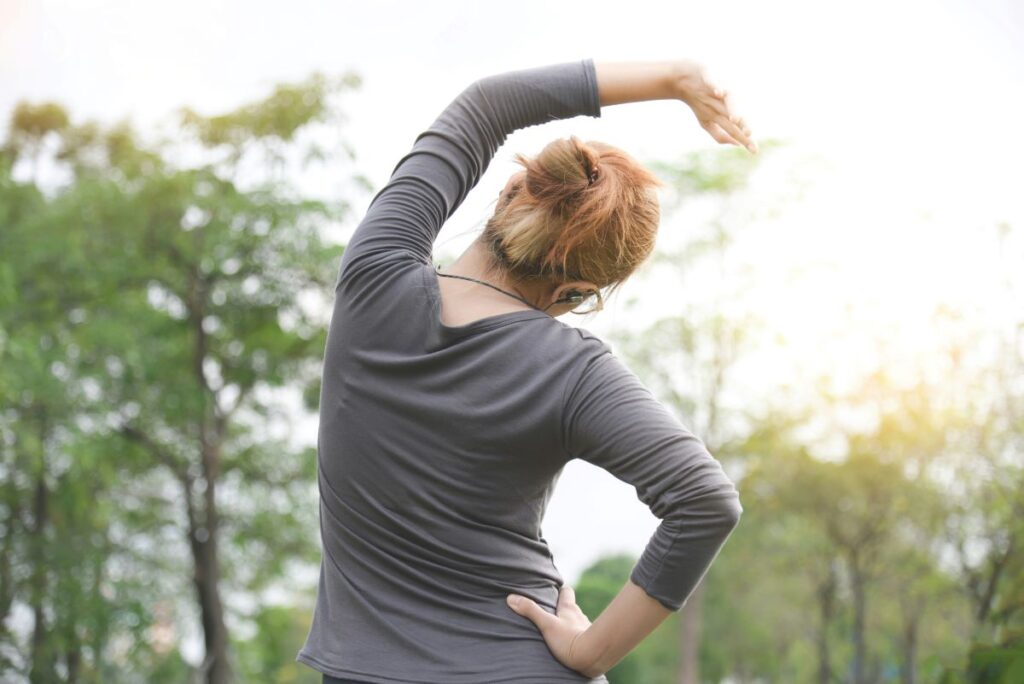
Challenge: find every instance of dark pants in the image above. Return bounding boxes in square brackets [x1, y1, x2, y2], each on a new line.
[323, 675, 372, 684]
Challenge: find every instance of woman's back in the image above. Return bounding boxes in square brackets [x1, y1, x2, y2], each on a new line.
[297, 58, 742, 683]
[298, 253, 613, 682]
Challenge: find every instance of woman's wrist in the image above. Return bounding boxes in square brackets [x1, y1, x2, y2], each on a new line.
[666, 59, 712, 100]
[594, 61, 685, 107]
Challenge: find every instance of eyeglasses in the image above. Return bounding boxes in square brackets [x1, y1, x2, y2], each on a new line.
[547, 288, 604, 315]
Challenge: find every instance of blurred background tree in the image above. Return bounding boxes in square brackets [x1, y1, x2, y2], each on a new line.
[1, 70, 364, 683]
[586, 139, 1023, 682]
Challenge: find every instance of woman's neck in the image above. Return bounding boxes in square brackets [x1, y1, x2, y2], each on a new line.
[445, 240, 549, 307]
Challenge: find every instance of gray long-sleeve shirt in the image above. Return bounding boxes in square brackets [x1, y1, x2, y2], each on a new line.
[296, 58, 743, 684]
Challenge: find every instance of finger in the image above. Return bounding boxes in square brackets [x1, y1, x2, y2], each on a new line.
[507, 594, 556, 632]
[717, 116, 757, 154]
[701, 120, 740, 147]
[707, 87, 735, 119]
[557, 586, 576, 611]
[707, 90, 753, 138]
[732, 115, 752, 137]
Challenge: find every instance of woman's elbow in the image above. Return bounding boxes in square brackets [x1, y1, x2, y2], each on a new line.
[663, 489, 743, 538]
[717, 494, 743, 532]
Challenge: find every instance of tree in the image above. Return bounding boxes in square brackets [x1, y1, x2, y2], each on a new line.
[936, 224, 1024, 682]
[1, 107, 162, 682]
[1, 68, 365, 682]
[231, 604, 319, 684]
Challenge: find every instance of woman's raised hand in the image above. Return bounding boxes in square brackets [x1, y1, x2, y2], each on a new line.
[594, 59, 757, 155]
[506, 586, 602, 678]
[672, 60, 758, 155]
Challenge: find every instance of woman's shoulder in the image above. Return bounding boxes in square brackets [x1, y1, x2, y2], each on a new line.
[519, 320, 622, 395]
[557, 321, 616, 361]
[522, 316, 614, 357]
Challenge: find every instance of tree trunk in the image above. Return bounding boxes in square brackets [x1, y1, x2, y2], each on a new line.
[816, 562, 837, 684]
[188, 473, 232, 684]
[190, 514, 231, 683]
[29, 469, 54, 684]
[0, 491, 20, 634]
[850, 561, 867, 684]
[187, 275, 232, 684]
[901, 616, 918, 684]
[66, 644, 82, 684]
[89, 548, 108, 683]
[677, 576, 706, 684]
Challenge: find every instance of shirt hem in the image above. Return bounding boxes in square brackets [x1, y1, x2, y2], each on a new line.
[296, 651, 609, 683]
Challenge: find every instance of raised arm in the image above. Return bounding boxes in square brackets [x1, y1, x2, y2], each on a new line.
[336, 59, 601, 287]
[336, 58, 756, 290]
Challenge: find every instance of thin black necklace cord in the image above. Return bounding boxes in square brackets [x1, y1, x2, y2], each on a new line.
[434, 265, 542, 312]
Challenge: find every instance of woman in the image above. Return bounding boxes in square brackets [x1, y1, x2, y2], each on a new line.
[297, 57, 754, 683]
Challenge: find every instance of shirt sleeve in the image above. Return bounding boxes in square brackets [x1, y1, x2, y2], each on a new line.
[336, 58, 603, 288]
[562, 350, 743, 612]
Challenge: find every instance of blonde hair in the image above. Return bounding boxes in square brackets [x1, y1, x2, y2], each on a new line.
[480, 135, 665, 300]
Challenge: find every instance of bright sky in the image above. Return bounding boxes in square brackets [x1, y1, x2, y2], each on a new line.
[3, 0, 1023, 656]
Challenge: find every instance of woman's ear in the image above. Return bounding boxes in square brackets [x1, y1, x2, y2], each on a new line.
[551, 281, 599, 303]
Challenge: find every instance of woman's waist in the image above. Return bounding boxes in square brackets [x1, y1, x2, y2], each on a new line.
[303, 585, 599, 683]
[330, 533, 563, 609]
[321, 500, 564, 599]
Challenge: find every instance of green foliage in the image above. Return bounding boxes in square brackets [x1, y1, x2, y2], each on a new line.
[1, 67, 362, 681]
[963, 641, 1024, 683]
[180, 72, 360, 148]
[647, 141, 768, 199]
[232, 604, 320, 684]
[609, 138, 1024, 684]
[5, 101, 71, 161]
[575, 554, 635, 624]
[10, 101, 70, 137]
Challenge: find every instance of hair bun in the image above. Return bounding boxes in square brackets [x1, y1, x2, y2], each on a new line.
[484, 135, 665, 294]
[514, 135, 600, 210]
